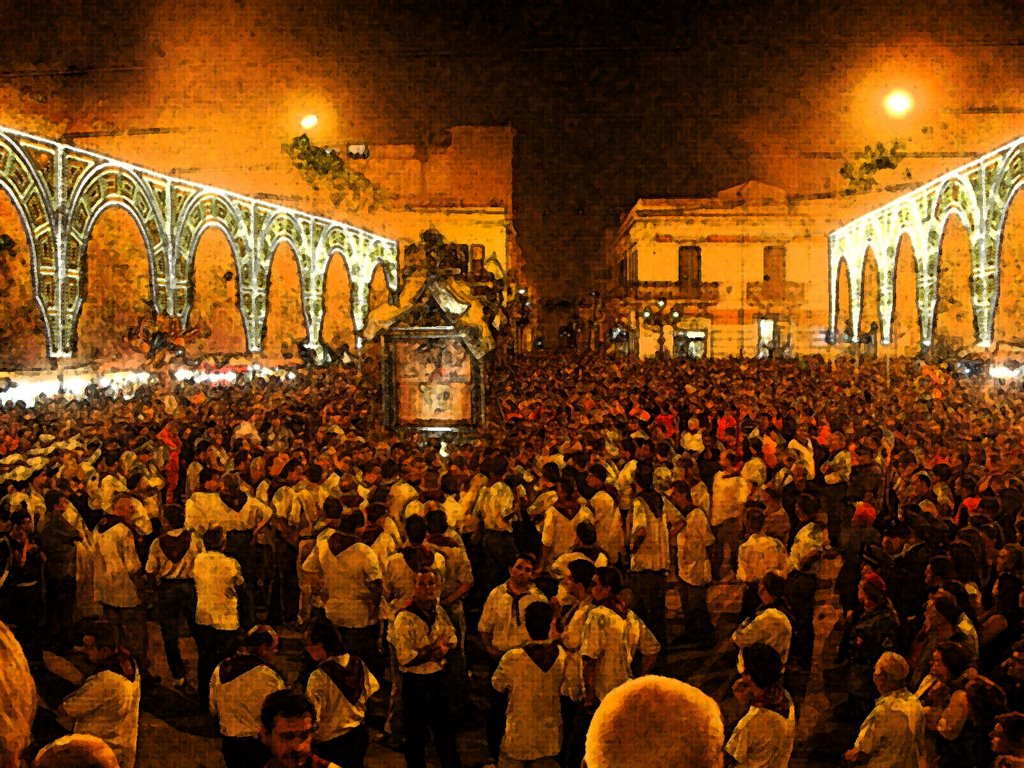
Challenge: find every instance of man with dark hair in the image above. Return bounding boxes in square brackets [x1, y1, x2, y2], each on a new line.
[194, 526, 244, 708]
[145, 502, 203, 691]
[304, 619, 379, 768]
[581, 566, 660, 710]
[301, 508, 382, 669]
[479, 552, 547, 762]
[388, 569, 461, 768]
[492, 600, 566, 768]
[210, 625, 285, 768]
[259, 690, 342, 768]
[59, 623, 142, 768]
[732, 572, 792, 672]
[726, 643, 795, 767]
[39, 489, 81, 651]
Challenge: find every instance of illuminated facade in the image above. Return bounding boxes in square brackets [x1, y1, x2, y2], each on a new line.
[0, 125, 397, 359]
[829, 134, 1024, 351]
[604, 182, 833, 358]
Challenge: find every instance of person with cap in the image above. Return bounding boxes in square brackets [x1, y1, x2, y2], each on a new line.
[726, 642, 796, 768]
[843, 651, 925, 767]
[145, 502, 203, 691]
[194, 525, 244, 708]
[209, 624, 286, 768]
[58, 622, 142, 768]
[304, 618, 379, 768]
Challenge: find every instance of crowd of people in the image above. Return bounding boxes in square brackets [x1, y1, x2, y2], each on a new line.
[2, 351, 1024, 767]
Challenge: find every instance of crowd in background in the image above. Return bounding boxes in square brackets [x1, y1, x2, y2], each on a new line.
[2, 352, 1024, 767]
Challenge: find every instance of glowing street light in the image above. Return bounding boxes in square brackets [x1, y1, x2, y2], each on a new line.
[883, 89, 914, 119]
[300, 114, 319, 130]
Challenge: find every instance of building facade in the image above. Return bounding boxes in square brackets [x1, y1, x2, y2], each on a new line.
[601, 181, 845, 358]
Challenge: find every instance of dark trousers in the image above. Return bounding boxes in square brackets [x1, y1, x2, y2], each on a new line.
[316, 723, 369, 768]
[628, 570, 667, 646]
[45, 574, 77, 649]
[269, 542, 299, 625]
[338, 623, 384, 684]
[221, 735, 267, 768]
[481, 531, 518, 594]
[678, 581, 715, 641]
[102, 603, 149, 672]
[6, 583, 43, 666]
[713, 519, 743, 580]
[155, 580, 198, 681]
[195, 624, 237, 709]
[402, 670, 461, 768]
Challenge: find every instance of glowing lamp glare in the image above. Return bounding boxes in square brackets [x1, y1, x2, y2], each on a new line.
[300, 114, 319, 130]
[883, 90, 914, 119]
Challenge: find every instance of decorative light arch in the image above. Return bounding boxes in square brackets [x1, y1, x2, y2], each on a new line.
[0, 125, 399, 358]
[829, 135, 1024, 350]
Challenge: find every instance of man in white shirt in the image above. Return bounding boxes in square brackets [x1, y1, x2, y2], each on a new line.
[59, 624, 142, 768]
[492, 601, 566, 768]
[305, 619, 380, 768]
[209, 625, 285, 768]
[732, 573, 793, 672]
[628, 462, 676, 647]
[711, 451, 750, 580]
[726, 642, 795, 768]
[93, 494, 149, 678]
[669, 481, 716, 647]
[581, 567, 660, 709]
[579, 465, 624, 565]
[477, 455, 518, 592]
[736, 503, 790, 619]
[185, 467, 232, 535]
[193, 526, 244, 709]
[387, 570, 461, 768]
[301, 507, 382, 670]
[844, 652, 925, 768]
[479, 553, 548, 763]
[145, 503, 203, 690]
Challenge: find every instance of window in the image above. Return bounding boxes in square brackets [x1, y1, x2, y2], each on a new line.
[763, 245, 786, 283]
[678, 246, 701, 287]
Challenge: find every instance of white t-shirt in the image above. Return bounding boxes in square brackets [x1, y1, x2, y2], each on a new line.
[492, 644, 567, 761]
[580, 604, 660, 702]
[62, 668, 142, 768]
[193, 551, 243, 630]
[302, 537, 382, 628]
[726, 693, 796, 768]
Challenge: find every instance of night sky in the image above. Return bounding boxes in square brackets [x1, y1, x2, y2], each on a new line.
[0, 0, 1022, 295]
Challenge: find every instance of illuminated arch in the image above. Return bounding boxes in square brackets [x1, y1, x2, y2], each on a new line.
[64, 164, 169, 342]
[0, 135, 60, 355]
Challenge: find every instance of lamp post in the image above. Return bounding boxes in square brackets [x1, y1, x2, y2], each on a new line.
[642, 299, 671, 358]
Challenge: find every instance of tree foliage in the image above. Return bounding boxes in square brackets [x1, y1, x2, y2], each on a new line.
[840, 139, 908, 193]
[284, 134, 394, 214]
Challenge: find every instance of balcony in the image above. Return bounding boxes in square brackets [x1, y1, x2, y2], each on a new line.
[627, 281, 721, 307]
[746, 279, 806, 310]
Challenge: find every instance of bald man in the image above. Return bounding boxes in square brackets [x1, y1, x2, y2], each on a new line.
[33, 735, 119, 768]
[584, 676, 723, 768]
